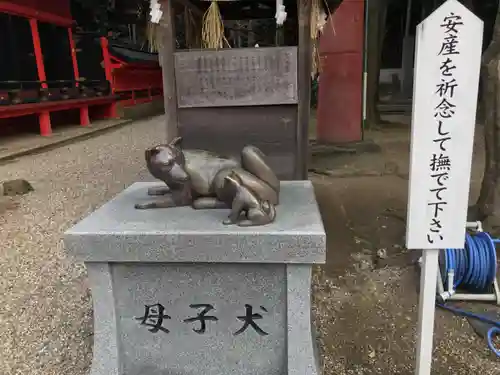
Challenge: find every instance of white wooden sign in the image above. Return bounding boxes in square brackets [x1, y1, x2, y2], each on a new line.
[406, 0, 483, 250]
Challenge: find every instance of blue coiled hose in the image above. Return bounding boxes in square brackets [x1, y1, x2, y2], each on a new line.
[443, 232, 497, 292]
[438, 232, 500, 357]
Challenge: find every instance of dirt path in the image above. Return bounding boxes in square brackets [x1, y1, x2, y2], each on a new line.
[310, 119, 498, 374]
[312, 175, 498, 374]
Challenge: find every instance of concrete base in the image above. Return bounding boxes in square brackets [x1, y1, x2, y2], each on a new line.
[64, 181, 326, 375]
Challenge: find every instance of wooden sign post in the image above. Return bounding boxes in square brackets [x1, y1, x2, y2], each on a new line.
[405, 1, 483, 374]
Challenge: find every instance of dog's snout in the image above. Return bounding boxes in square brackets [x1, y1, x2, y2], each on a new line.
[170, 163, 189, 182]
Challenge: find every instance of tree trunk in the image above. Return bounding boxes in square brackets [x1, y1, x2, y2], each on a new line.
[366, 0, 389, 128]
[474, 5, 500, 227]
[474, 63, 498, 220]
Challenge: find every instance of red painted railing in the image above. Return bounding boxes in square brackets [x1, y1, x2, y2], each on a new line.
[0, 1, 163, 137]
[0, 0, 73, 27]
[0, 1, 117, 136]
[100, 37, 163, 108]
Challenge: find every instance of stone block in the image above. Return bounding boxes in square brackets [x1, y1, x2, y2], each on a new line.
[64, 181, 326, 375]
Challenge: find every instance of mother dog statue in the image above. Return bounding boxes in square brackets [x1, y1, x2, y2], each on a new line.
[135, 137, 280, 226]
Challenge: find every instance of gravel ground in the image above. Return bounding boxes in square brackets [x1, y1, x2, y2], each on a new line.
[0, 116, 160, 375]
[0, 116, 498, 375]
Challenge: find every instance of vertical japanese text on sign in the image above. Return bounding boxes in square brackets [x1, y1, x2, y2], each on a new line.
[427, 12, 464, 245]
[406, 0, 483, 250]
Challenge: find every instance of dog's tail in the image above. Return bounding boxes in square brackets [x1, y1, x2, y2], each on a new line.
[261, 201, 277, 222]
[241, 146, 280, 195]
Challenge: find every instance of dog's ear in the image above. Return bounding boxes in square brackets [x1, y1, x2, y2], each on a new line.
[169, 137, 183, 148]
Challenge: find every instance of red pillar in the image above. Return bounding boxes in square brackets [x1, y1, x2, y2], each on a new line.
[80, 106, 90, 126]
[69, 28, 91, 126]
[99, 37, 118, 118]
[30, 19, 47, 88]
[68, 28, 80, 82]
[100, 37, 114, 92]
[30, 18, 52, 136]
[317, 0, 365, 143]
[39, 111, 51, 136]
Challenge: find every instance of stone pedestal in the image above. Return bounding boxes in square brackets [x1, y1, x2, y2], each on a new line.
[64, 181, 326, 375]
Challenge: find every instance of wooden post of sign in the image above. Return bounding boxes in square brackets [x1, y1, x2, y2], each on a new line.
[405, 1, 483, 374]
[415, 248, 440, 375]
[296, 0, 313, 180]
[160, 0, 179, 142]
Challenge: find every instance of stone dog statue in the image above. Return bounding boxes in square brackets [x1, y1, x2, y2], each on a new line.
[136, 137, 280, 226]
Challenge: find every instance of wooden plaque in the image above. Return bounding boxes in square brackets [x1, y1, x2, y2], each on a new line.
[174, 47, 298, 108]
[178, 105, 297, 179]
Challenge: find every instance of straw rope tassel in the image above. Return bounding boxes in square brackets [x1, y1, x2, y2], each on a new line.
[202, 1, 230, 49]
